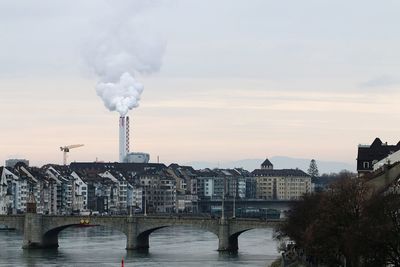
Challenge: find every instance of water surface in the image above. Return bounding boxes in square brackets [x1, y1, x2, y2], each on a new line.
[0, 226, 279, 266]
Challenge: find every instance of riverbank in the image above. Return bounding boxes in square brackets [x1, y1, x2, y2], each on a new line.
[268, 257, 282, 267]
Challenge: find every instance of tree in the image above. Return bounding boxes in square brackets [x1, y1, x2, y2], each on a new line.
[307, 159, 319, 178]
[275, 192, 323, 248]
[275, 175, 370, 266]
[361, 192, 400, 266]
[275, 173, 400, 267]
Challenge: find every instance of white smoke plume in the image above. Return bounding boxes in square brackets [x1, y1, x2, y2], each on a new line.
[96, 72, 144, 116]
[85, 1, 166, 116]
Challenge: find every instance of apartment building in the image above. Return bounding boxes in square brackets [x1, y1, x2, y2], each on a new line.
[357, 138, 400, 176]
[252, 159, 311, 200]
[139, 168, 176, 213]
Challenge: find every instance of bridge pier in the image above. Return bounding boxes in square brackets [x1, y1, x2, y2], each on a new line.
[218, 218, 237, 252]
[22, 195, 60, 249]
[126, 217, 149, 251]
[22, 213, 58, 249]
[22, 213, 42, 249]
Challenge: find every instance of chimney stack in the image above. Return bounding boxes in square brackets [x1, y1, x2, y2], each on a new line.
[126, 116, 130, 156]
[119, 116, 126, 162]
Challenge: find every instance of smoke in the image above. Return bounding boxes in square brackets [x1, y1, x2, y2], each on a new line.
[96, 72, 144, 116]
[85, 1, 166, 116]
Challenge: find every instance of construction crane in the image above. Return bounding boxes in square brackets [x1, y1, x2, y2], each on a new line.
[60, 144, 84, 165]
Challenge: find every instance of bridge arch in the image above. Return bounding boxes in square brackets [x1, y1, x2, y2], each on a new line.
[41, 226, 70, 248]
[38, 216, 129, 249]
[226, 229, 251, 252]
[138, 218, 219, 236]
[128, 217, 219, 250]
[134, 226, 166, 250]
[223, 219, 277, 251]
[42, 223, 128, 249]
[133, 222, 220, 251]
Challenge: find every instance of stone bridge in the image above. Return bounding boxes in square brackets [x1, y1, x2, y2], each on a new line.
[0, 214, 281, 252]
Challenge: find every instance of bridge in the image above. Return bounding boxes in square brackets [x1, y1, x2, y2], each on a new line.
[0, 213, 281, 252]
[3, 164, 396, 253]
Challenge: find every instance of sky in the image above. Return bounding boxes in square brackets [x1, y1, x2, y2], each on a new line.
[1, 0, 400, 167]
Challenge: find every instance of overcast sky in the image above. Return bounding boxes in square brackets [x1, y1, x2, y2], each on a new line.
[1, 0, 400, 167]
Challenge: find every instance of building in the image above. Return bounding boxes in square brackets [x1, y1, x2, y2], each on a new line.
[197, 168, 253, 200]
[70, 171, 88, 212]
[139, 168, 176, 213]
[127, 185, 143, 214]
[245, 176, 257, 199]
[373, 149, 400, 171]
[167, 164, 198, 213]
[45, 166, 74, 215]
[357, 138, 400, 176]
[99, 170, 129, 213]
[0, 164, 55, 215]
[5, 159, 29, 168]
[252, 158, 311, 200]
[0, 167, 12, 214]
[85, 175, 113, 214]
[124, 152, 150, 163]
[261, 158, 273, 170]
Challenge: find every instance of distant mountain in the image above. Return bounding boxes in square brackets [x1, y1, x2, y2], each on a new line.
[185, 156, 355, 174]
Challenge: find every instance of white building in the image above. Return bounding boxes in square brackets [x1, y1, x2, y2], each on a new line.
[0, 167, 21, 213]
[71, 171, 88, 211]
[0, 166, 42, 214]
[99, 170, 129, 213]
[45, 166, 74, 214]
[0, 167, 10, 214]
[127, 185, 143, 213]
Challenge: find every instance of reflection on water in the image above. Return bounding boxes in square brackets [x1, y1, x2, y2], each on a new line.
[0, 226, 279, 267]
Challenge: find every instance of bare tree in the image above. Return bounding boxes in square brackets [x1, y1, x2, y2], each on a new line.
[275, 175, 397, 267]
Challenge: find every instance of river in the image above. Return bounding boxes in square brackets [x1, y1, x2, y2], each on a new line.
[0, 226, 280, 267]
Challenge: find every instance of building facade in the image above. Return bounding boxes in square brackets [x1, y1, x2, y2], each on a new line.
[357, 138, 400, 176]
[252, 159, 311, 200]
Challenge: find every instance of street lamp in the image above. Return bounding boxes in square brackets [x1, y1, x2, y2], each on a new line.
[233, 190, 236, 219]
[221, 177, 225, 220]
[144, 185, 147, 216]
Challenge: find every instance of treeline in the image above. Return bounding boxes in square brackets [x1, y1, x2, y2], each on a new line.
[275, 173, 400, 267]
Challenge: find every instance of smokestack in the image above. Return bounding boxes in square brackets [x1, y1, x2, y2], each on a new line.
[126, 116, 130, 155]
[119, 116, 126, 162]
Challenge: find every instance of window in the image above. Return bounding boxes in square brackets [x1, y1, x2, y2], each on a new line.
[363, 161, 370, 169]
